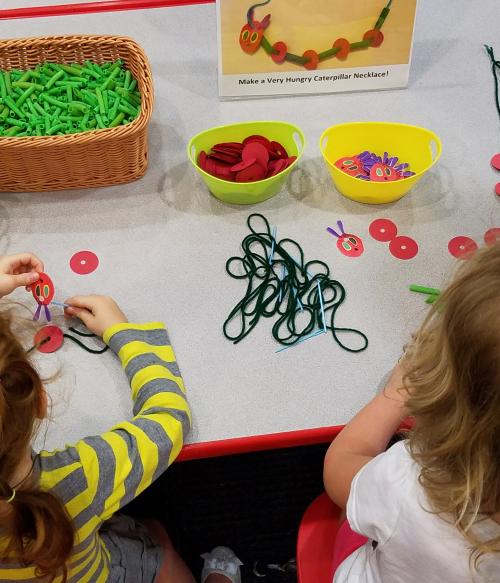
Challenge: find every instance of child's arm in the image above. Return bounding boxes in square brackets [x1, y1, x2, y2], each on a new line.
[0, 252, 43, 296]
[323, 365, 409, 509]
[40, 296, 191, 524]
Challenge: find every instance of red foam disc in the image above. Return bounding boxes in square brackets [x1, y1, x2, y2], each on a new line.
[34, 325, 64, 353]
[235, 163, 267, 183]
[448, 236, 478, 259]
[70, 251, 99, 275]
[389, 236, 418, 260]
[484, 227, 500, 246]
[495, 182, 500, 197]
[490, 153, 500, 171]
[242, 142, 269, 170]
[369, 218, 398, 242]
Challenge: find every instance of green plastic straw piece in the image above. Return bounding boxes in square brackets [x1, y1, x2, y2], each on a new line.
[25, 99, 37, 116]
[109, 112, 125, 127]
[42, 94, 67, 109]
[88, 118, 97, 128]
[101, 66, 120, 91]
[45, 69, 65, 90]
[108, 97, 120, 121]
[409, 284, 441, 296]
[80, 90, 98, 107]
[59, 64, 83, 77]
[44, 115, 51, 134]
[4, 72, 11, 95]
[5, 126, 20, 136]
[95, 88, 106, 115]
[95, 113, 105, 129]
[425, 294, 439, 305]
[350, 40, 371, 50]
[33, 101, 45, 116]
[47, 123, 64, 135]
[35, 125, 42, 136]
[318, 46, 341, 61]
[4, 95, 25, 118]
[128, 79, 137, 92]
[82, 65, 100, 79]
[67, 85, 73, 102]
[118, 102, 137, 116]
[0, 73, 6, 99]
[69, 101, 88, 113]
[12, 81, 45, 91]
[55, 80, 82, 87]
[5, 117, 26, 128]
[124, 70, 131, 90]
[16, 85, 36, 107]
[18, 70, 31, 84]
[68, 76, 87, 83]
[0, 105, 9, 120]
[102, 89, 109, 111]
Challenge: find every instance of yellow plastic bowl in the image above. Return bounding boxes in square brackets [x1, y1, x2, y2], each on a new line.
[320, 122, 442, 204]
[187, 121, 305, 205]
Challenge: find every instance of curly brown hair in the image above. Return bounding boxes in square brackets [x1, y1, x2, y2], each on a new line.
[0, 307, 73, 581]
[402, 242, 500, 567]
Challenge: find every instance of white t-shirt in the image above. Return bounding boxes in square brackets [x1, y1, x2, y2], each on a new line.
[334, 441, 500, 583]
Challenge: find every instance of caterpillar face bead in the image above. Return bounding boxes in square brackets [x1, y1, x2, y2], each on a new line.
[239, 8, 271, 55]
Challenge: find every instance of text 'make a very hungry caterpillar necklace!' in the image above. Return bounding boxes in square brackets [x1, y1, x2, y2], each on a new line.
[239, 0, 393, 70]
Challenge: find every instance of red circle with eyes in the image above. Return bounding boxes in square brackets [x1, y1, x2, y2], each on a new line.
[484, 228, 500, 246]
[34, 325, 64, 353]
[369, 218, 398, 242]
[389, 236, 418, 260]
[448, 236, 478, 259]
[70, 251, 99, 275]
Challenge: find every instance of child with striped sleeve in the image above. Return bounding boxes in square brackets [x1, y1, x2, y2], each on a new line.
[0, 253, 242, 583]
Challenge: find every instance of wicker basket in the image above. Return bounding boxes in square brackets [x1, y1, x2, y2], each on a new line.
[0, 35, 154, 192]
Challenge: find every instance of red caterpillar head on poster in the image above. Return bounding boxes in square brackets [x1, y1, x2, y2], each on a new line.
[239, 0, 271, 54]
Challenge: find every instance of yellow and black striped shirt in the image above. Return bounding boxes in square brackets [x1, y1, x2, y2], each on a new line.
[0, 322, 191, 582]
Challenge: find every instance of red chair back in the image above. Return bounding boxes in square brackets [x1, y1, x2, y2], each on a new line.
[297, 493, 343, 583]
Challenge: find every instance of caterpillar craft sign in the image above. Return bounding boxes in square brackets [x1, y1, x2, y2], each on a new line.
[217, 0, 418, 98]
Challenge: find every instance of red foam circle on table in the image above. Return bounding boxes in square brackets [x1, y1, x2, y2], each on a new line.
[70, 251, 99, 275]
[448, 236, 478, 259]
[389, 236, 418, 260]
[495, 182, 500, 197]
[484, 227, 500, 246]
[490, 153, 500, 171]
[369, 218, 398, 242]
[34, 325, 64, 353]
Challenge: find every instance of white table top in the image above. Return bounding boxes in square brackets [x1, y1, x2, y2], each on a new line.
[0, 1, 498, 452]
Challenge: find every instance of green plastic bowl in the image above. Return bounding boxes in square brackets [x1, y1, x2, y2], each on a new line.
[187, 121, 305, 205]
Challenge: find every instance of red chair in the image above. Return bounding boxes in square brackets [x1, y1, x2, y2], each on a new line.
[296, 493, 343, 583]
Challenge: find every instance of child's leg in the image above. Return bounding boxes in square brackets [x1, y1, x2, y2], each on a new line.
[143, 519, 196, 583]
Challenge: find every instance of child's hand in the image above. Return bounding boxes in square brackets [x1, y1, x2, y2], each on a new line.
[64, 295, 128, 337]
[0, 253, 44, 297]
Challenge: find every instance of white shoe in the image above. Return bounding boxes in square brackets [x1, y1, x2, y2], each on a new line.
[201, 546, 243, 583]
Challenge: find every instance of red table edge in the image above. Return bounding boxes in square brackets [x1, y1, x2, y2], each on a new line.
[177, 418, 415, 462]
[0, 0, 214, 20]
[177, 425, 344, 462]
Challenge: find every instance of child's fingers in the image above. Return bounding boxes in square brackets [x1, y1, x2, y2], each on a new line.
[10, 272, 39, 288]
[65, 295, 99, 312]
[0, 253, 44, 275]
[65, 305, 94, 326]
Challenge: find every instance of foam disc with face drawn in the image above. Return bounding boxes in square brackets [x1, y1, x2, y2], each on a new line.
[389, 236, 419, 260]
[34, 325, 64, 353]
[369, 218, 398, 242]
[30, 272, 55, 305]
[70, 251, 99, 275]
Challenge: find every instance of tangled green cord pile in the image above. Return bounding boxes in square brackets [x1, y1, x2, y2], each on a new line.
[223, 214, 369, 352]
[0, 60, 140, 137]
